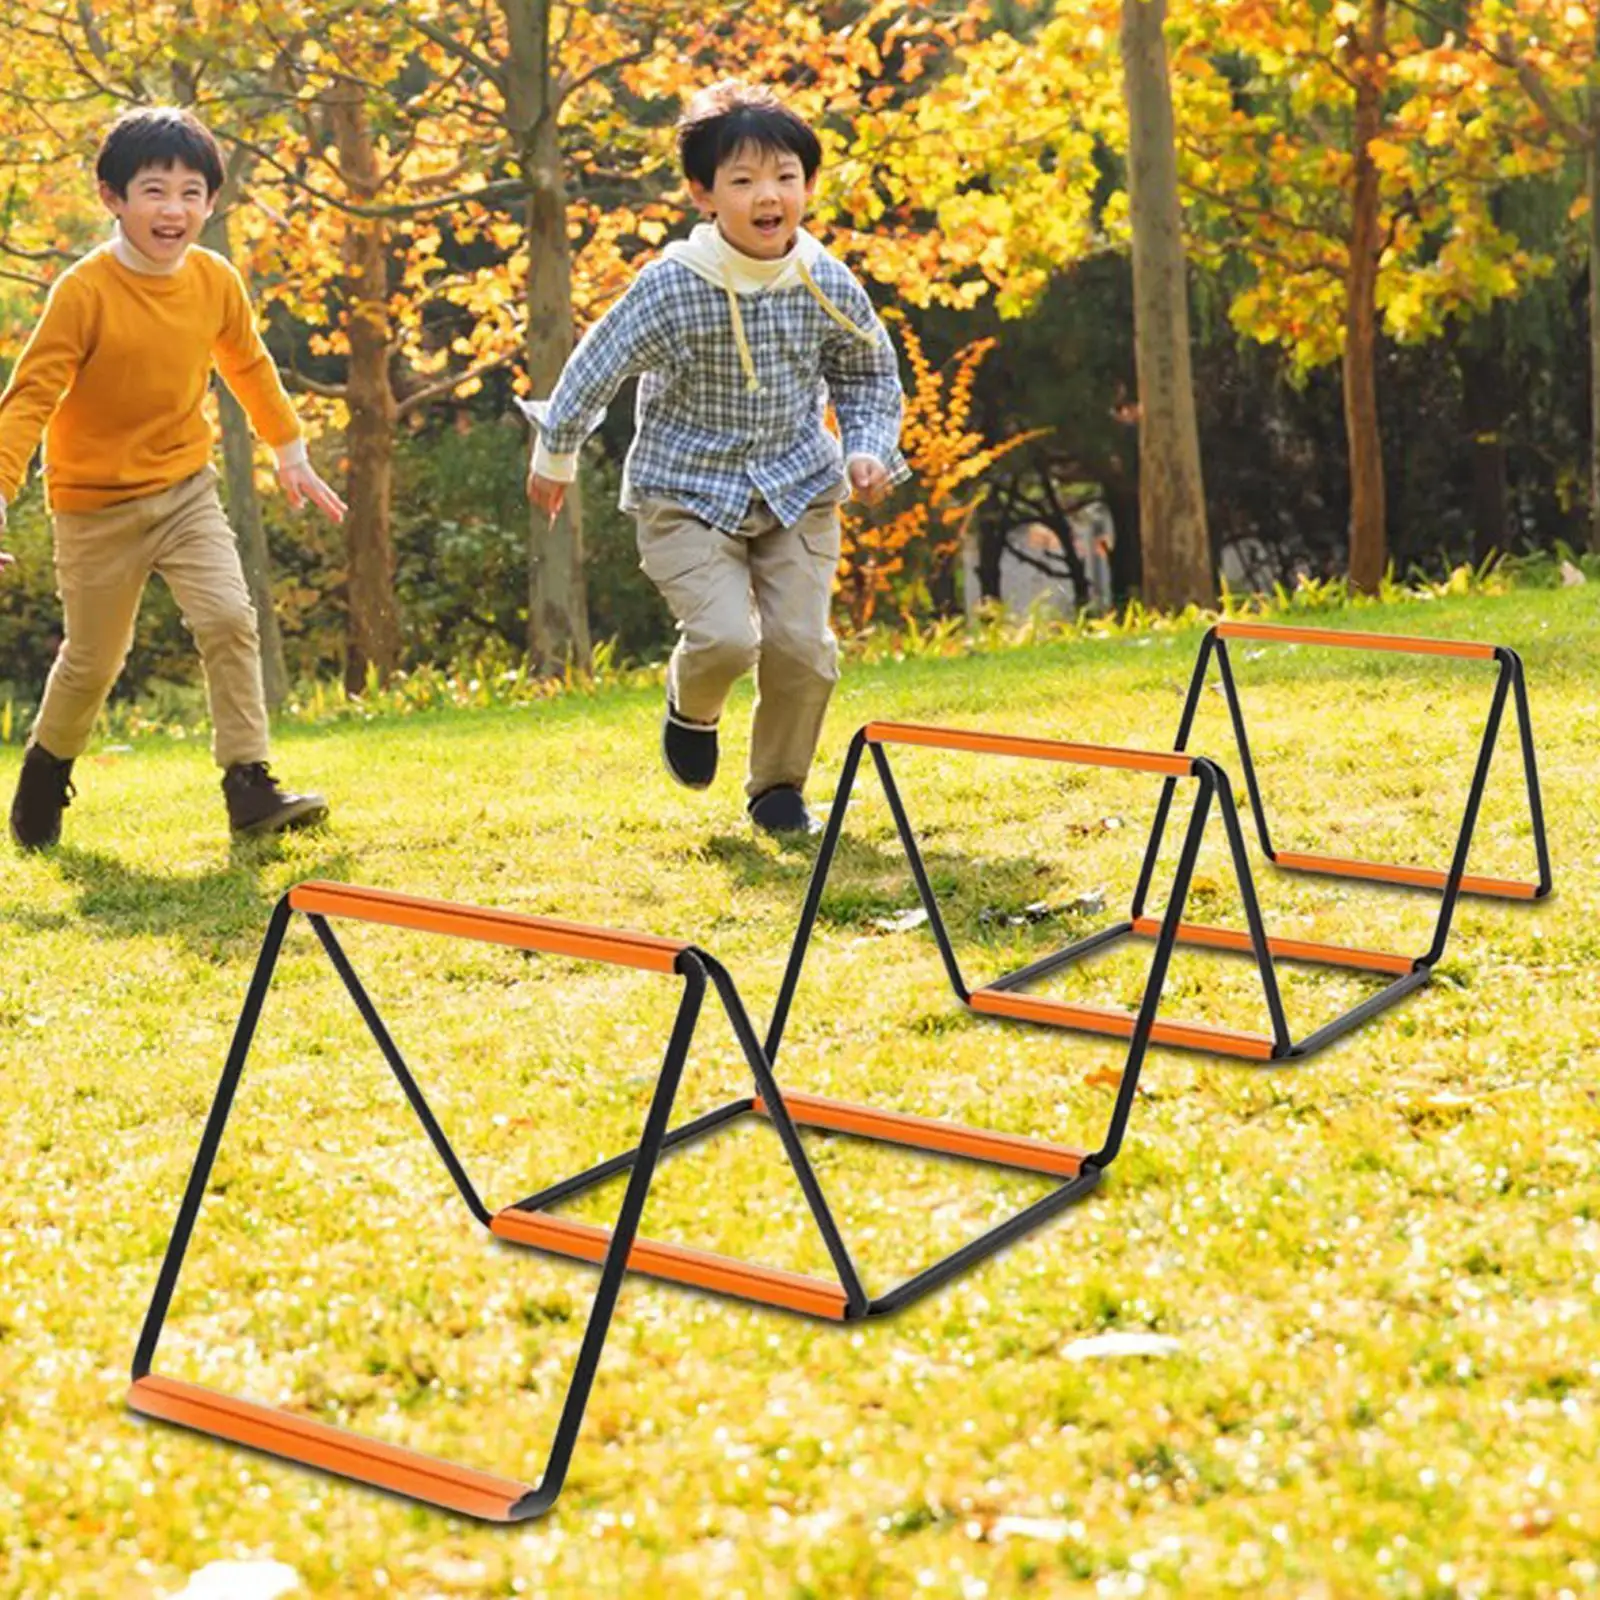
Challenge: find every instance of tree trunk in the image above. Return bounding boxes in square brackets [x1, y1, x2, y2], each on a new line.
[201, 210, 289, 708]
[1120, 0, 1213, 610]
[328, 89, 401, 693]
[503, 0, 591, 674]
[1589, 66, 1600, 555]
[1343, 0, 1389, 593]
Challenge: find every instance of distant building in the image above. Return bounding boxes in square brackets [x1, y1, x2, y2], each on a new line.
[964, 501, 1116, 619]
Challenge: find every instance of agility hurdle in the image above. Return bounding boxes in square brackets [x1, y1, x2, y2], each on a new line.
[773, 724, 1304, 1062]
[1119, 622, 1550, 1056]
[493, 744, 1227, 1321]
[129, 884, 710, 1522]
[132, 790, 1218, 1515]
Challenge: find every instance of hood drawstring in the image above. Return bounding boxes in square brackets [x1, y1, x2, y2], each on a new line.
[795, 257, 881, 348]
[721, 252, 882, 396]
[723, 274, 761, 394]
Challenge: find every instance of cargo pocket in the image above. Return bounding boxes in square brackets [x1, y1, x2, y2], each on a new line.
[796, 506, 842, 568]
[636, 503, 721, 618]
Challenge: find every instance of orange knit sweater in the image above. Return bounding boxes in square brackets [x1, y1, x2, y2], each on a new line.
[0, 244, 301, 511]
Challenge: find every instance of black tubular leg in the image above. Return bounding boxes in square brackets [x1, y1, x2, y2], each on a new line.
[987, 921, 1134, 992]
[509, 1099, 755, 1214]
[308, 915, 492, 1227]
[514, 957, 708, 1514]
[766, 731, 866, 1063]
[1213, 638, 1276, 861]
[704, 956, 870, 1316]
[1093, 766, 1216, 1168]
[1289, 967, 1431, 1059]
[870, 1169, 1103, 1317]
[1510, 653, 1553, 896]
[870, 742, 970, 1002]
[133, 897, 294, 1382]
[1213, 769, 1291, 1055]
[1133, 629, 1214, 919]
[1422, 661, 1512, 966]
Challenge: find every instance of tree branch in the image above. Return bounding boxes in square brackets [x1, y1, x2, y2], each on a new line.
[284, 369, 348, 400]
[395, 351, 516, 418]
[226, 128, 526, 218]
[410, 17, 505, 93]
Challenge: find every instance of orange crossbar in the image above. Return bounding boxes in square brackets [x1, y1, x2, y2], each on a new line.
[751, 1089, 1084, 1176]
[863, 721, 1195, 778]
[128, 1375, 534, 1521]
[1214, 621, 1494, 661]
[1272, 850, 1539, 901]
[489, 1210, 850, 1320]
[288, 880, 687, 973]
[968, 987, 1276, 1060]
[1129, 915, 1413, 976]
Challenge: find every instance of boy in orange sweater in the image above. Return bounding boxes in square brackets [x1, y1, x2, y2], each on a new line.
[0, 107, 345, 850]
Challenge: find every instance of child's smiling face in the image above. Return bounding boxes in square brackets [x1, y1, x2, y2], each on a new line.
[99, 160, 216, 265]
[689, 141, 815, 261]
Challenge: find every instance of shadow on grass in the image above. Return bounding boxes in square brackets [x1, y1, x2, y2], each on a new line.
[704, 826, 1110, 948]
[1, 833, 357, 958]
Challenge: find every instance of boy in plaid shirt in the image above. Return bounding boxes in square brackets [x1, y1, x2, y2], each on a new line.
[525, 80, 908, 834]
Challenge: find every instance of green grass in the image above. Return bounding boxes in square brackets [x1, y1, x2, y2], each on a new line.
[2, 587, 1597, 1599]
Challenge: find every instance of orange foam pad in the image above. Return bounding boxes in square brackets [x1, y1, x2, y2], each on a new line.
[1214, 621, 1495, 660]
[288, 880, 687, 972]
[1271, 851, 1539, 901]
[1129, 915, 1414, 975]
[490, 1210, 850, 1320]
[968, 987, 1276, 1060]
[751, 1089, 1083, 1176]
[862, 721, 1195, 778]
[129, 1375, 533, 1520]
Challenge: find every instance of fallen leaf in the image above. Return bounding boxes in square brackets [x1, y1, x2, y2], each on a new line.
[173, 1562, 302, 1600]
[1063, 1332, 1181, 1361]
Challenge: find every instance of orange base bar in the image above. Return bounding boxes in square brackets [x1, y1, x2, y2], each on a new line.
[752, 1089, 1083, 1176]
[1272, 850, 1539, 901]
[1129, 915, 1413, 976]
[490, 1210, 850, 1320]
[968, 987, 1276, 1060]
[128, 1375, 535, 1521]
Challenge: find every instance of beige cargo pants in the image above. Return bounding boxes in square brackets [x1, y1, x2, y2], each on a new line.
[634, 488, 842, 799]
[32, 466, 270, 768]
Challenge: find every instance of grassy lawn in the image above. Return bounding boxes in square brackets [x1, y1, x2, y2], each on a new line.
[2, 587, 1597, 1599]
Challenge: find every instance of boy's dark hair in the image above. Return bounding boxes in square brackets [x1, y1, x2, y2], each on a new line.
[96, 107, 226, 198]
[676, 81, 821, 190]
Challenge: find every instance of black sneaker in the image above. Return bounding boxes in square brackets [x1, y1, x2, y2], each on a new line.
[223, 762, 328, 836]
[662, 701, 718, 790]
[10, 743, 76, 851]
[749, 784, 816, 835]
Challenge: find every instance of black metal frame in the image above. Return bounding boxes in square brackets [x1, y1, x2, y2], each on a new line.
[498, 743, 1225, 1320]
[130, 895, 708, 1522]
[1152, 627, 1552, 917]
[773, 726, 1326, 1063]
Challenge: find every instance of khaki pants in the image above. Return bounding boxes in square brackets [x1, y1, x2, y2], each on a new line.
[33, 466, 270, 769]
[635, 490, 842, 798]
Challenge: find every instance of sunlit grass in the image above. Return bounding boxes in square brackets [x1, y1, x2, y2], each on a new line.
[2, 587, 1596, 1598]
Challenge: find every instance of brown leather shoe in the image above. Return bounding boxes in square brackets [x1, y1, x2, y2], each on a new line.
[223, 762, 328, 836]
[10, 743, 76, 851]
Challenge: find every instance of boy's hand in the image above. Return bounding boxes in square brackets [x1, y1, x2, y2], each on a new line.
[527, 472, 567, 518]
[847, 457, 891, 506]
[0, 498, 11, 571]
[279, 460, 348, 523]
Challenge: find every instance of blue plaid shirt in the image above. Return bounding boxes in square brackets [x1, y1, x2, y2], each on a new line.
[525, 251, 909, 533]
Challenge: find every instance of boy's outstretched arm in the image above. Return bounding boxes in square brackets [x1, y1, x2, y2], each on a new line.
[523, 266, 677, 516]
[821, 276, 911, 505]
[0, 274, 93, 568]
[213, 263, 346, 524]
